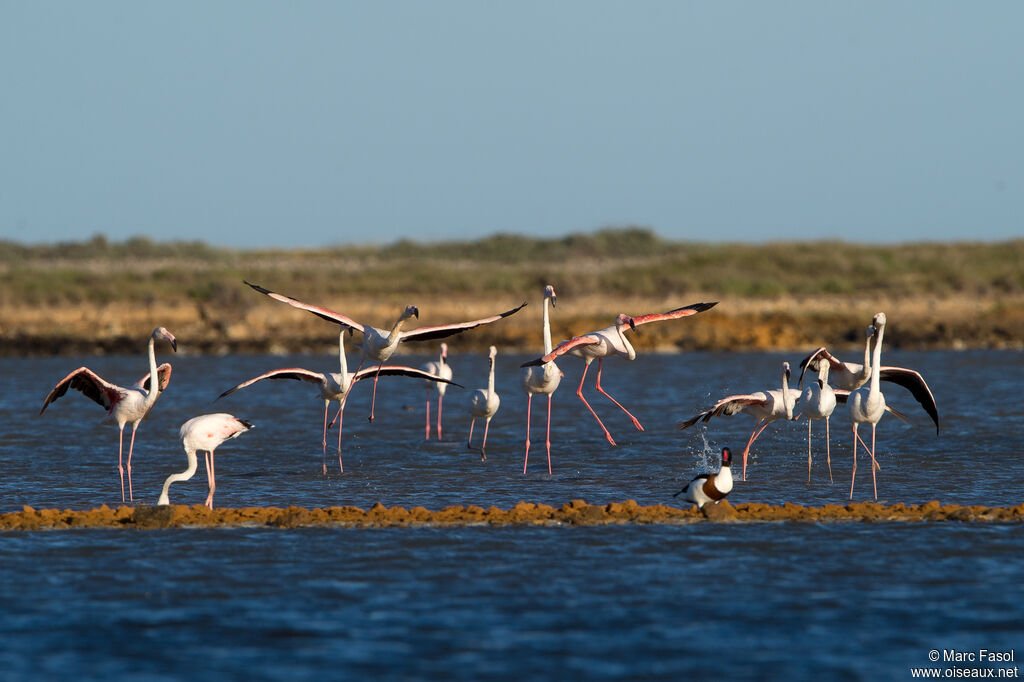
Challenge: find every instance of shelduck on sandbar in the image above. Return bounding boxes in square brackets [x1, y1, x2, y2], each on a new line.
[673, 447, 734, 508]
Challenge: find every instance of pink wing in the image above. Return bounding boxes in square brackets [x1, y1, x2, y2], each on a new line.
[631, 301, 717, 326]
[520, 334, 601, 367]
[678, 394, 768, 429]
[401, 302, 528, 343]
[40, 367, 123, 415]
[136, 363, 173, 392]
[217, 367, 325, 399]
[245, 281, 364, 332]
[797, 347, 845, 389]
[352, 365, 463, 387]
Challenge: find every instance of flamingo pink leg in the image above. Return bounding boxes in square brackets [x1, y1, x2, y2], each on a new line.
[576, 362, 616, 446]
[436, 394, 444, 440]
[204, 450, 216, 509]
[523, 394, 533, 474]
[870, 425, 878, 500]
[826, 417, 833, 484]
[425, 399, 431, 440]
[117, 427, 126, 503]
[850, 425, 858, 499]
[545, 394, 553, 475]
[594, 358, 644, 432]
[740, 419, 771, 481]
[321, 402, 330, 475]
[480, 419, 491, 461]
[807, 419, 813, 484]
[335, 404, 345, 474]
[126, 425, 138, 502]
[368, 361, 384, 423]
[467, 418, 476, 450]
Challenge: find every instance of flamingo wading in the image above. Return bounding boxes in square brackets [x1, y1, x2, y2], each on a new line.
[422, 343, 454, 440]
[520, 285, 561, 474]
[40, 326, 177, 502]
[467, 346, 500, 460]
[158, 413, 254, 509]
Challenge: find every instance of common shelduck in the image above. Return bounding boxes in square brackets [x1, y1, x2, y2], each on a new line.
[673, 447, 734, 508]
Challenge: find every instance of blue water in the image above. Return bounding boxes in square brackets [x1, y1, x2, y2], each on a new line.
[1, 350, 1022, 680]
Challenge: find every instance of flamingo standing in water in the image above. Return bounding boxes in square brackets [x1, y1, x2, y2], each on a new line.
[520, 285, 561, 474]
[467, 346, 500, 460]
[158, 413, 254, 509]
[848, 313, 890, 500]
[218, 328, 459, 474]
[245, 281, 524, 423]
[799, 360, 837, 483]
[522, 301, 717, 446]
[679, 361, 800, 481]
[40, 326, 177, 502]
[422, 343, 454, 440]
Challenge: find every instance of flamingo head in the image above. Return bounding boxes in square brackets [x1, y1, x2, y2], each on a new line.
[488, 345, 498, 360]
[782, 361, 791, 382]
[872, 312, 886, 329]
[615, 313, 636, 332]
[440, 342, 448, 359]
[153, 327, 178, 352]
[720, 447, 732, 467]
[402, 305, 420, 321]
[544, 285, 557, 307]
[865, 324, 876, 339]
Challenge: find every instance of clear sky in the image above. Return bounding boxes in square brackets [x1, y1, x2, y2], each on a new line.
[2, 2, 1021, 247]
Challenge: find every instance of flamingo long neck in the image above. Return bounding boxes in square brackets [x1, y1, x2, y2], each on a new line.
[337, 329, 349, 378]
[781, 367, 794, 418]
[157, 447, 198, 505]
[487, 356, 496, 397]
[870, 323, 884, 394]
[617, 322, 636, 360]
[861, 331, 872, 376]
[542, 297, 553, 355]
[386, 314, 411, 345]
[144, 335, 160, 407]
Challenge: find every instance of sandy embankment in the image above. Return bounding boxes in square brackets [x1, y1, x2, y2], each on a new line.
[2, 499, 1022, 531]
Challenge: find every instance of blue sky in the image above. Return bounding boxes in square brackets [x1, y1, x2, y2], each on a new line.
[2, 2, 1021, 247]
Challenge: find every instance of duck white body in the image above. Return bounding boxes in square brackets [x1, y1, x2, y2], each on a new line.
[674, 447, 734, 508]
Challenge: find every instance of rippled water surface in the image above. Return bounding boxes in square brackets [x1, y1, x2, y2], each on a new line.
[1, 350, 1022, 680]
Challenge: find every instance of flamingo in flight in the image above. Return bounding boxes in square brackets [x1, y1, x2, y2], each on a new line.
[798, 321, 939, 434]
[679, 361, 799, 481]
[158, 413, 254, 509]
[422, 343, 454, 440]
[244, 281, 525, 423]
[40, 326, 177, 502]
[467, 346, 501, 460]
[218, 327, 459, 474]
[520, 285, 562, 474]
[522, 301, 717, 446]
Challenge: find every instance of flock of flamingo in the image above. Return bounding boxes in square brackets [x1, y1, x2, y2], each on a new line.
[37, 281, 939, 510]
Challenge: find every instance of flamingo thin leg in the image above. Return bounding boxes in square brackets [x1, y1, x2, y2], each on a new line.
[807, 419, 813, 484]
[118, 427, 126, 503]
[594, 358, 644, 432]
[321, 402, 330, 475]
[467, 419, 476, 450]
[425, 399, 431, 440]
[576, 363, 616, 446]
[126, 425, 138, 502]
[523, 394, 533, 474]
[826, 417, 833, 484]
[368, 362, 384, 423]
[850, 425, 858, 500]
[436, 394, 444, 440]
[870, 425, 878, 500]
[545, 394, 553, 476]
[334, 404, 345, 474]
[480, 419, 491, 461]
[741, 420, 770, 481]
[204, 450, 216, 509]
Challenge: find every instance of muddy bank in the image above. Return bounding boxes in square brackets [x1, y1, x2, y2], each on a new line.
[2, 499, 1022, 531]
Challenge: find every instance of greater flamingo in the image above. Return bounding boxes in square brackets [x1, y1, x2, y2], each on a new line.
[798, 323, 939, 433]
[798, 360, 837, 483]
[520, 285, 561, 474]
[467, 346, 500, 460]
[521, 301, 717, 446]
[678, 361, 800, 481]
[218, 327, 459, 474]
[848, 313, 890, 500]
[40, 326, 177, 502]
[245, 281, 524, 423]
[673, 447, 733, 509]
[422, 343, 454, 440]
[158, 413, 254, 509]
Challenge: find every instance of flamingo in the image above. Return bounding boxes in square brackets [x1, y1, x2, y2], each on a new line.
[158, 413, 254, 509]
[798, 360, 837, 484]
[467, 346, 500, 460]
[40, 326, 177, 502]
[521, 301, 717, 446]
[422, 343, 454, 440]
[848, 313, 890, 501]
[798, 322, 939, 434]
[244, 281, 525, 423]
[673, 447, 734, 508]
[678, 361, 799, 481]
[520, 284, 561, 474]
[217, 327, 459, 474]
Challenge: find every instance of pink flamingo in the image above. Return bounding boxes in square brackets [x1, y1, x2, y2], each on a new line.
[158, 413, 254, 509]
[40, 326, 177, 502]
[245, 281, 524, 423]
[422, 343, 454, 440]
[218, 328, 459, 474]
[467, 346, 500, 460]
[521, 301, 717, 446]
[520, 285, 561, 474]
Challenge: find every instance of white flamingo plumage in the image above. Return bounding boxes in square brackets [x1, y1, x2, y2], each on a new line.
[39, 326, 177, 502]
[522, 301, 717, 446]
[848, 313, 890, 501]
[679, 361, 800, 481]
[798, 360, 837, 484]
[520, 285, 561, 474]
[245, 281, 525, 423]
[158, 413, 254, 509]
[218, 328, 459, 474]
[422, 343, 454, 440]
[467, 346, 500, 460]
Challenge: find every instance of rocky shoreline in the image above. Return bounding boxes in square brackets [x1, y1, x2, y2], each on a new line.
[3, 499, 1022, 531]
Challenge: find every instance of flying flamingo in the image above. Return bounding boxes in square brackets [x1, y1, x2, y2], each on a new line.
[422, 343, 454, 440]
[678, 361, 799, 481]
[798, 322, 939, 434]
[520, 285, 561, 474]
[40, 326, 177, 502]
[798, 359, 837, 483]
[467, 346, 500, 460]
[218, 327, 459, 474]
[848, 313, 892, 501]
[158, 413, 254, 509]
[244, 281, 525, 423]
[522, 301, 717, 446]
